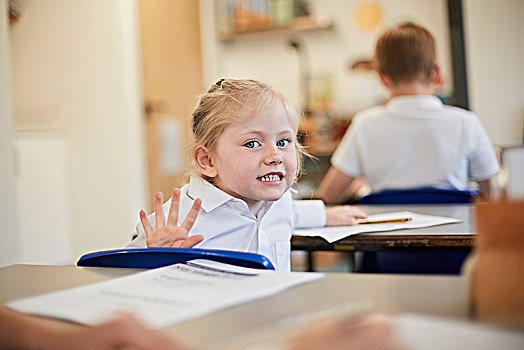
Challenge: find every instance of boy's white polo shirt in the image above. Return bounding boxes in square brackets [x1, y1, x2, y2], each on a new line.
[128, 175, 326, 271]
[331, 95, 500, 192]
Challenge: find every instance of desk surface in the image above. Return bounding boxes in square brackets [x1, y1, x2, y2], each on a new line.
[0, 264, 469, 349]
[292, 204, 475, 252]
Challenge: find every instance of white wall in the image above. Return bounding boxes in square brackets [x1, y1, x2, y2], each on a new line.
[201, 0, 452, 116]
[9, 0, 146, 263]
[464, 0, 524, 146]
[15, 131, 73, 264]
[202, 0, 523, 145]
[0, 0, 22, 267]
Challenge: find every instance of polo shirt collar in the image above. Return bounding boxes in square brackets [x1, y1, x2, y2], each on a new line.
[386, 95, 443, 114]
[187, 175, 236, 212]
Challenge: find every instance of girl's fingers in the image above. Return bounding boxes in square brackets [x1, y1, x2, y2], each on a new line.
[351, 206, 368, 218]
[140, 209, 153, 236]
[167, 189, 181, 226]
[154, 192, 165, 229]
[342, 205, 368, 219]
[181, 198, 202, 231]
[347, 217, 359, 226]
[178, 234, 204, 248]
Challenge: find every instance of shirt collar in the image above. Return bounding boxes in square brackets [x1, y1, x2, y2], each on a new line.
[386, 95, 443, 114]
[187, 175, 236, 212]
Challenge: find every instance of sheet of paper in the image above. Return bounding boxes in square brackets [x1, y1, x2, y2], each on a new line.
[393, 313, 524, 350]
[294, 211, 462, 243]
[222, 311, 524, 350]
[7, 260, 323, 328]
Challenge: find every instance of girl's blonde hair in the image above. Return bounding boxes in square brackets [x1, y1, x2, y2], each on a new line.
[189, 78, 305, 183]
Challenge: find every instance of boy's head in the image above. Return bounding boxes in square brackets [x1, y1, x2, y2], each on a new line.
[373, 22, 437, 85]
[189, 79, 305, 184]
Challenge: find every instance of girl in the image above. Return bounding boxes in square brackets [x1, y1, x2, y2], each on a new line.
[128, 79, 366, 270]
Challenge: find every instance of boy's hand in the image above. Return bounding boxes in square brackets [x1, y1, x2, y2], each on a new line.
[325, 205, 367, 226]
[141, 189, 204, 248]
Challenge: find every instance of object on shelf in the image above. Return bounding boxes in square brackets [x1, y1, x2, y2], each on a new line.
[8, 0, 23, 24]
[298, 113, 349, 156]
[217, 0, 332, 41]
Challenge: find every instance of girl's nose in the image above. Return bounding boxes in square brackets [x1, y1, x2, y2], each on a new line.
[264, 147, 283, 165]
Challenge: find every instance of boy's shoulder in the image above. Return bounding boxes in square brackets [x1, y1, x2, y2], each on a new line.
[440, 103, 477, 117]
[439, 103, 483, 126]
[352, 104, 388, 123]
[357, 97, 480, 120]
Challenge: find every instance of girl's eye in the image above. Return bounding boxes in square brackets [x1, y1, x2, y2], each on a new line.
[244, 140, 261, 148]
[276, 138, 291, 147]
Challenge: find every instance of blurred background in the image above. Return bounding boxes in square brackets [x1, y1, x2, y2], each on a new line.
[1, 0, 523, 267]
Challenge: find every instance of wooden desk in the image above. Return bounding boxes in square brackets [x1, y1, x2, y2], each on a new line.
[292, 204, 474, 271]
[0, 264, 469, 349]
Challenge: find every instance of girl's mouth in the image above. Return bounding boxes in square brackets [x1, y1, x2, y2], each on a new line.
[257, 173, 284, 182]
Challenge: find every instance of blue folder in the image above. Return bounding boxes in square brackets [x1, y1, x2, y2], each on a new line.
[77, 247, 275, 270]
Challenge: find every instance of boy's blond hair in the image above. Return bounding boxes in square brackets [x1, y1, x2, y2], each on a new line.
[373, 22, 436, 84]
[189, 78, 305, 183]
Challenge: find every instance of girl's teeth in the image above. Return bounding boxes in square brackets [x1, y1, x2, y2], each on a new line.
[260, 175, 281, 182]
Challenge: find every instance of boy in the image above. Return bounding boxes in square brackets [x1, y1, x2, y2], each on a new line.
[316, 22, 499, 204]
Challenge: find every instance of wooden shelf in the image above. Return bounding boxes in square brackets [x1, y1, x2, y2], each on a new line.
[220, 16, 333, 41]
[298, 115, 348, 156]
[8, 0, 23, 24]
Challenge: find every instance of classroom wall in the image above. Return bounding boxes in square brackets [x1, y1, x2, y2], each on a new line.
[200, 0, 452, 117]
[463, 0, 524, 146]
[0, 0, 22, 267]
[201, 0, 523, 145]
[8, 0, 146, 263]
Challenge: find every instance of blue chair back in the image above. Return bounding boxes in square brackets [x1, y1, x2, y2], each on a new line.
[77, 248, 275, 270]
[358, 187, 477, 205]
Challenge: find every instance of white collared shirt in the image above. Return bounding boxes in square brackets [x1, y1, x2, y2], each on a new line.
[127, 175, 326, 271]
[332, 95, 500, 192]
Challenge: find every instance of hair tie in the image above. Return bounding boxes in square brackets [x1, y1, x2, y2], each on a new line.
[215, 78, 225, 87]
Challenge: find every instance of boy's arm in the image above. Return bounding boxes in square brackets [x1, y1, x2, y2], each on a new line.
[315, 166, 357, 205]
[477, 179, 491, 200]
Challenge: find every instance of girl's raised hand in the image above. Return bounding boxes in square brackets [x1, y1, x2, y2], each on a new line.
[140, 189, 204, 248]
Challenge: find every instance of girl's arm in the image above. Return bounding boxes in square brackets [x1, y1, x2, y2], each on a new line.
[293, 200, 367, 228]
[325, 205, 367, 226]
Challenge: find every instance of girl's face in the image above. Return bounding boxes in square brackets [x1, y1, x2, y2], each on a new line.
[210, 102, 298, 213]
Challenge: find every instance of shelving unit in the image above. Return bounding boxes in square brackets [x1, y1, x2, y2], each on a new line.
[298, 114, 350, 156]
[8, 0, 23, 24]
[220, 15, 333, 41]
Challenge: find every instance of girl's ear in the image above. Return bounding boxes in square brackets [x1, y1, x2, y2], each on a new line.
[194, 146, 218, 178]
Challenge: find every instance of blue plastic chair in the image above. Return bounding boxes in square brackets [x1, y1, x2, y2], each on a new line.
[356, 187, 476, 275]
[358, 187, 478, 205]
[77, 248, 275, 270]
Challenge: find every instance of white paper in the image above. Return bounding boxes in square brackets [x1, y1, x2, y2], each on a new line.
[7, 260, 323, 328]
[393, 313, 524, 350]
[222, 311, 524, 350]
[293, 211, 462, 243]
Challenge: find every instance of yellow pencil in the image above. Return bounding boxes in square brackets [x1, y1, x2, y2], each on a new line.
[358, 217, 412, 225]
